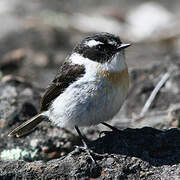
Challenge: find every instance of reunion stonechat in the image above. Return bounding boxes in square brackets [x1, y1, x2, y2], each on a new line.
[8, 33, 131, 158]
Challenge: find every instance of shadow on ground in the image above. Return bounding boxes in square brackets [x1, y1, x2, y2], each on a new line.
[92, 127, 180, 166]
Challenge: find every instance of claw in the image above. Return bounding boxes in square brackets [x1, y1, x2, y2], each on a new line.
[99, 130, 112, 137]
[75, 145, 108, 160]
[74, 145, 97, 163]
[75, 126, 97, 164]
[99, 122, 123, 138]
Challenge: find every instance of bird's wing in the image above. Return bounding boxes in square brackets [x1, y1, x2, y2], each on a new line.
[40, 61, 85, 111]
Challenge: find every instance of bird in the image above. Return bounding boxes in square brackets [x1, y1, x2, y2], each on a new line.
[8, 32, 131, 161]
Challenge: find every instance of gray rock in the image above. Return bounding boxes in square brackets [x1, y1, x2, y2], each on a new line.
[0, 54, 179, 179]
[0, 127, 180, 179]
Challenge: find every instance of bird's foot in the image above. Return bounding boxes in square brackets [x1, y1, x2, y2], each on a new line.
[100, 122, 122, 137]
[74, 145, 108, 163]
[74, 126, 97, 164]
[74, 126, 108, 164]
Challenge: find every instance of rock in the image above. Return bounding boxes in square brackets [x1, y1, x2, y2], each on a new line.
[0, 49, 25, 72]
[0, 77, 40, 129]
[0, 77, 79, 162]
[126, 57, 180, 117]
[0, 128, 180, 179]
[165, 72, 180, 94]
[71, 13, 124, 34]
[168, 103, 180, 127]
[126, 2, 173, 41]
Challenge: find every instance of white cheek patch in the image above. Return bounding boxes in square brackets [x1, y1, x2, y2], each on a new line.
[85, 40, 103, 47]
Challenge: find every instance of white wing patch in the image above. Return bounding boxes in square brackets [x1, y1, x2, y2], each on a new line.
[85, 40, 103, 47]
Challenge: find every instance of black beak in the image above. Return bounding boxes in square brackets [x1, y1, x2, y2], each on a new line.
[117, 43, 131, 51]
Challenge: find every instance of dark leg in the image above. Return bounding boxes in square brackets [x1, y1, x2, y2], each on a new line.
[75, 126, 97, 164]
[75, 126, 89, 149]
[100, 122, 121, 137]
[101, 122, 120, 131]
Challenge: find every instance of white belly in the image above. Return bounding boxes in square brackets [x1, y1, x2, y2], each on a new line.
[48, 73, 129, 128]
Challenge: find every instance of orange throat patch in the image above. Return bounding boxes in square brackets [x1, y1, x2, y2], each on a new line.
[98, 68, 129, 88]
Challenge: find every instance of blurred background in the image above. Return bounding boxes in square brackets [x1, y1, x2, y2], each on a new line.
[0, 0, 180, 87]
[0, 0, 180, 161]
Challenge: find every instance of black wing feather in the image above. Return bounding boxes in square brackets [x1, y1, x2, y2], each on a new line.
[40, 61, 85, 111]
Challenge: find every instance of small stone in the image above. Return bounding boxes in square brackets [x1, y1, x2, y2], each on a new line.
[127, 2, 173, 41]
[33, 53, 48, 67]
[0, 49, 25, 69]
[168, 103, 180, 127]
[20, 88, 33, 97]
[30, 139, 39, 148]
[106, 157, 115, 165]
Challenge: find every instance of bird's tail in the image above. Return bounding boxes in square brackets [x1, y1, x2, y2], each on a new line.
[8, 113, 48, 137]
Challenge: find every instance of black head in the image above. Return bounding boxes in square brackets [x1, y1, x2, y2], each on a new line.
[74, 32, 130, 63]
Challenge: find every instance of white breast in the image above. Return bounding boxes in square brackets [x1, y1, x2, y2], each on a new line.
[48, 52, 129, 128]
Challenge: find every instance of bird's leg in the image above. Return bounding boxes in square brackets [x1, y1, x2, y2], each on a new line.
[101, 122, 120, 131]
[100, 122, 121, 137]
[74, 126, 97, 164]
[75, 126, 89, 149]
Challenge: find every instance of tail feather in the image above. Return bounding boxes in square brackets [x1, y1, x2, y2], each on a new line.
[8, 113, 47, 137]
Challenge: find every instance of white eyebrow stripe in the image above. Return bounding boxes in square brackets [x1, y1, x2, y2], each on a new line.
[85, 40, 103, 47]
[108, 40, 116, 45]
